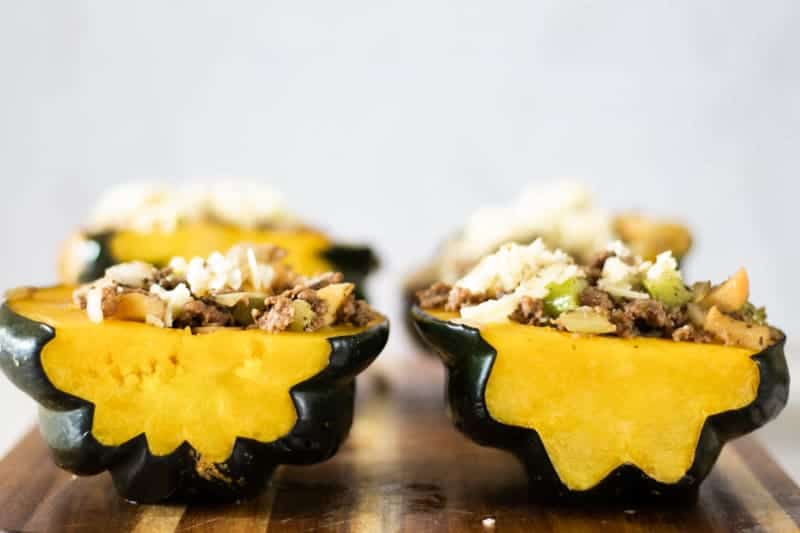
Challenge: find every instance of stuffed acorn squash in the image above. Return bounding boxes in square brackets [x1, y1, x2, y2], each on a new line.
[59, 182, 378, 294]
[413, 238, 788, 501]
[1, 245, 388, 503]
[404, 181, 692, 348]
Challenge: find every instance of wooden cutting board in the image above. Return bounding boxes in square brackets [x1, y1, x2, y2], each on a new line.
[1, 358, 798, 532]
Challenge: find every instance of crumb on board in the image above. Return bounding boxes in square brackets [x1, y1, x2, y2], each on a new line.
[482, 516, 496, 528]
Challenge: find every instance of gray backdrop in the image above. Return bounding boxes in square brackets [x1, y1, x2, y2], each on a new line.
[0, 1, 798, 475]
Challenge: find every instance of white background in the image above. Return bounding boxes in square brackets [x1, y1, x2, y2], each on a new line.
[0, 2, 798, 477]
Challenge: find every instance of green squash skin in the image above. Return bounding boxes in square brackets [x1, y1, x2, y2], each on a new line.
[0, 303, 389, 504]
[412, 306, 789, 504]
[75, 232, 379, 300]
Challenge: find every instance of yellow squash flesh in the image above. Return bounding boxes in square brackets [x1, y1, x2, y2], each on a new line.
[434, 312, 760, 491]
[8, 287, 371, 462]
[111, 223, 333, 275]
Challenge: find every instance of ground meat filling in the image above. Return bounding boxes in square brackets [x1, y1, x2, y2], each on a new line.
[414, 282, 492, 312]
[175, 300, 234, 328]
[416, 248, 777, 348]
[671, 324, 715, 343]
[416, 282, 452, 309]
[338, 293, 376, 327]
[256, 295, 295, 333]
[73, 246, 380, 334]
[508, 296, 548, 326]
[579, 286, 614, 311]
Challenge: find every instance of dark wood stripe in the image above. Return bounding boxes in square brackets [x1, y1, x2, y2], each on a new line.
[733, 436, 800, 527]
[696, 447, 766, 533]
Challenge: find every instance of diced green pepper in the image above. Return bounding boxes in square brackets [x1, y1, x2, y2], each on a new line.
[643, 273, 692, 307]
[544, 278, 587, 317]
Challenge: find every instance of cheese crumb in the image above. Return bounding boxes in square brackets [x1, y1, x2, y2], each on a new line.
[646, 251, 681, 282]
[181, 246, 276, 297]
[597, 256, 651, 300]
[150, 283, 193, 327]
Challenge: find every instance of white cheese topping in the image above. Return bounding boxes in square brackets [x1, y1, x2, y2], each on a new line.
[85, 282, 111, 324]
[456, 240, 574, 294]
[176, 245, 276, 297]
[87, 180, 295, 233]
[646, 251, 681, 282]
[104, 261, 157, 288]
[438, 181, 614, 283]
[455, 239, 582, 325]
[596, 256, 651, 300]
[606, 240, 632, 258]
[149, 283, 193, 327]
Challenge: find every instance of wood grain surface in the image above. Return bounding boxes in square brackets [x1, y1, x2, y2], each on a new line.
[1, 358, 798, 532]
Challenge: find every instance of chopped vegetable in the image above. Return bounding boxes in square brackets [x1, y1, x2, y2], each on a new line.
[703, 268, 749, 313]
[612, 214, 692, 260]
[691, 281, 712, 303]
[686, 302, 708, 328]
[643, 272, 692, 307]
[554, 308, 617, 334]
[209, 292, 266, 308]
[113, 293, 166, 322]
[290, 300, 316, 331]
[317, 283, 354, 326]
[544, 278, 587, 317]
[703, 306, 772, 351]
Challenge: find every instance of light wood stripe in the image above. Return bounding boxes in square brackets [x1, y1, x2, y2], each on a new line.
[718, 444, 800, 533]
[349, 397, 403, 533]
[177, 470, 279, 532]
[131, 504, 186, 533]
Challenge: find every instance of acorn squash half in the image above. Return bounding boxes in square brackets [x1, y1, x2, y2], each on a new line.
[58, 224, 378, 295]
[0, 287, 388, 503]
[412, 307, 788, 502]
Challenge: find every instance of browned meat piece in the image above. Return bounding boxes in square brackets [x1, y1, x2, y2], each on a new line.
[152, 267, 182, 290]
[445, 286, 489, 312]
[177, 299, 233, 327]
[416, 282, 452, 309]
[672, 324, 715, 343]
[610, 308, 636, 337]
[623, 299, 672, 331]
[609, 299, 690, 337]
[100, 285, 120, 316]
[579, 286, 614, 311]
[257, 295, 295, 332]
[509, 296, 547, 326]
[338, 293, 377, 327]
